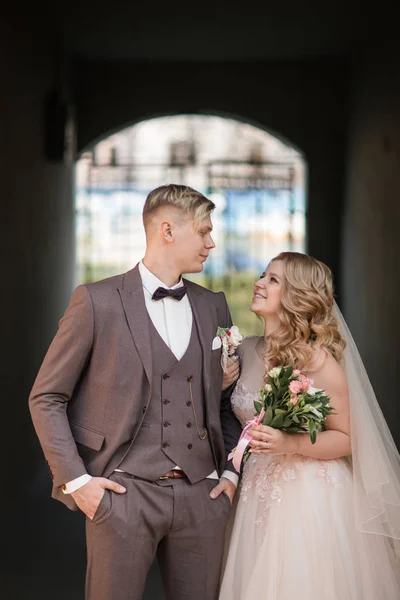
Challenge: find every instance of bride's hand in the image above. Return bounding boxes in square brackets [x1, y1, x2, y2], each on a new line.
[249, 425, 295, 454]
[221, 356, 240, 391]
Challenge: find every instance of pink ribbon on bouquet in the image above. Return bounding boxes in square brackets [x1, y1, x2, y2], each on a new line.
[228, 408, 265, 473]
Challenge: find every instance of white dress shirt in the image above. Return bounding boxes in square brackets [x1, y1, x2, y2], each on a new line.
[138, 260, 193, 360]
[63, 261, 238, 493]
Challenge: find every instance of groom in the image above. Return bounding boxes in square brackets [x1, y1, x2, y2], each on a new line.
[29, 184, 242, 600]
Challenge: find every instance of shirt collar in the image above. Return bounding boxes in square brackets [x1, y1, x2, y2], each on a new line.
[139, 260, 184, 295]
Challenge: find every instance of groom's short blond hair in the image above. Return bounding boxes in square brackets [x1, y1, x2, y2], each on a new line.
[142, 184, 215, 229]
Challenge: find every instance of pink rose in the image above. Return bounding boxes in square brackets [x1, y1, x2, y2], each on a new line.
[299, 374, 311, 392]
[290, 394, 299, 405]
[289, 380, 302, 395]
[293, 369, 301, 376]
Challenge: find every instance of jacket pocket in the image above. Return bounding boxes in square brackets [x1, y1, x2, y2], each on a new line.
[70, 420, 105, 451]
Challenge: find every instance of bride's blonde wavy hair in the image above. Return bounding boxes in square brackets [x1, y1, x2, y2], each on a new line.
[265, 252, 346, 370]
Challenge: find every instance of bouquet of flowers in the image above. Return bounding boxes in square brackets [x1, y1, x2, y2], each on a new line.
[229, 363, 334, 472]
[215, 325, 243, 372]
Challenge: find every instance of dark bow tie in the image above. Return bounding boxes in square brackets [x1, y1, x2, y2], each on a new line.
[152, 284, 187, 302]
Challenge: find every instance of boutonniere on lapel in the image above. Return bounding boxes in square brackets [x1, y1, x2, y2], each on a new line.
[212, 325, 244, 372]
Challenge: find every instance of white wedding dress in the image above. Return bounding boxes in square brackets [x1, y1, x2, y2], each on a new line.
[219, 336, 400, 600]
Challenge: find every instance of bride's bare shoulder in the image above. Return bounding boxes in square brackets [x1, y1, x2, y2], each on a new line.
[307, 347, 348, 397]
[237, 335, 263, 359]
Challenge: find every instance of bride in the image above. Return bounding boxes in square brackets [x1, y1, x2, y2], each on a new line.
[219, 252, 400, 600]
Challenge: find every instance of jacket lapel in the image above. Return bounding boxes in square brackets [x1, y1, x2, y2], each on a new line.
[118, 265, 152, 384]
[185, 280, 215, 398]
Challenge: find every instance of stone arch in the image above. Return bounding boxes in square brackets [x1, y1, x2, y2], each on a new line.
[78, 109, 305, 159]
[74, 60, 346, 284]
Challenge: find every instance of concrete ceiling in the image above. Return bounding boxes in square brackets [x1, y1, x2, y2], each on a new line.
[3, 2, 387, 61]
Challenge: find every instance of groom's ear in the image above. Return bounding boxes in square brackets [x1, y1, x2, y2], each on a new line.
[160, 219, 174, 242]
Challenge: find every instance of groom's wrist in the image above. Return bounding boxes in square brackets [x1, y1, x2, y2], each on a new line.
[62, 473, 93, 494]
[221, 470, 239, 487]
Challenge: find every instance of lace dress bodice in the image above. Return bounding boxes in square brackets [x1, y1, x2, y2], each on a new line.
[231, 380, 261, 427]
[231, 336, 328, 426]
[231, 336, 266, 426]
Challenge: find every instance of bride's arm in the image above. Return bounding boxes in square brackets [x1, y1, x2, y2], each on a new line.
[250, 352, 352, 460]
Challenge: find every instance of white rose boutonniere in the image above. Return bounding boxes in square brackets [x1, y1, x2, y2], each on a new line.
[216, 325, 244, 372]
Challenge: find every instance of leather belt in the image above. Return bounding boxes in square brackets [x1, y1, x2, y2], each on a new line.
[158, 470, 187, 480]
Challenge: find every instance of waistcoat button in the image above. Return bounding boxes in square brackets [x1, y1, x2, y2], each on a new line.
[187, 443, 193, 449]
[162, 442, 170, 448]
[162, 374, 170, 380]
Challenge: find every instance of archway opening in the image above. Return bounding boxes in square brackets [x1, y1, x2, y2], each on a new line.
[76, 114, 306, 335]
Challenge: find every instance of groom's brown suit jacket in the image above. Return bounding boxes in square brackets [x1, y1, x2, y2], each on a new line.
[29, 265, 241, 510]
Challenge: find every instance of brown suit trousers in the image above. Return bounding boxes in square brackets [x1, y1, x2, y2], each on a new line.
[86, 473, 231, 600]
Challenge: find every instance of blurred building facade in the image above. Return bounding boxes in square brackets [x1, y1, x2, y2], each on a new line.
[75, 116, 305, 333]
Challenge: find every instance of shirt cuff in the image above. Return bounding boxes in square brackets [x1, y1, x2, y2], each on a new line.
[62, 474, 92, 494]
[221, 470, 239, 487]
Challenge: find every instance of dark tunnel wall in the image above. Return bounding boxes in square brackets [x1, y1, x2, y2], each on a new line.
[342, 49, 400, 444]
[0, 18, 82, 597]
